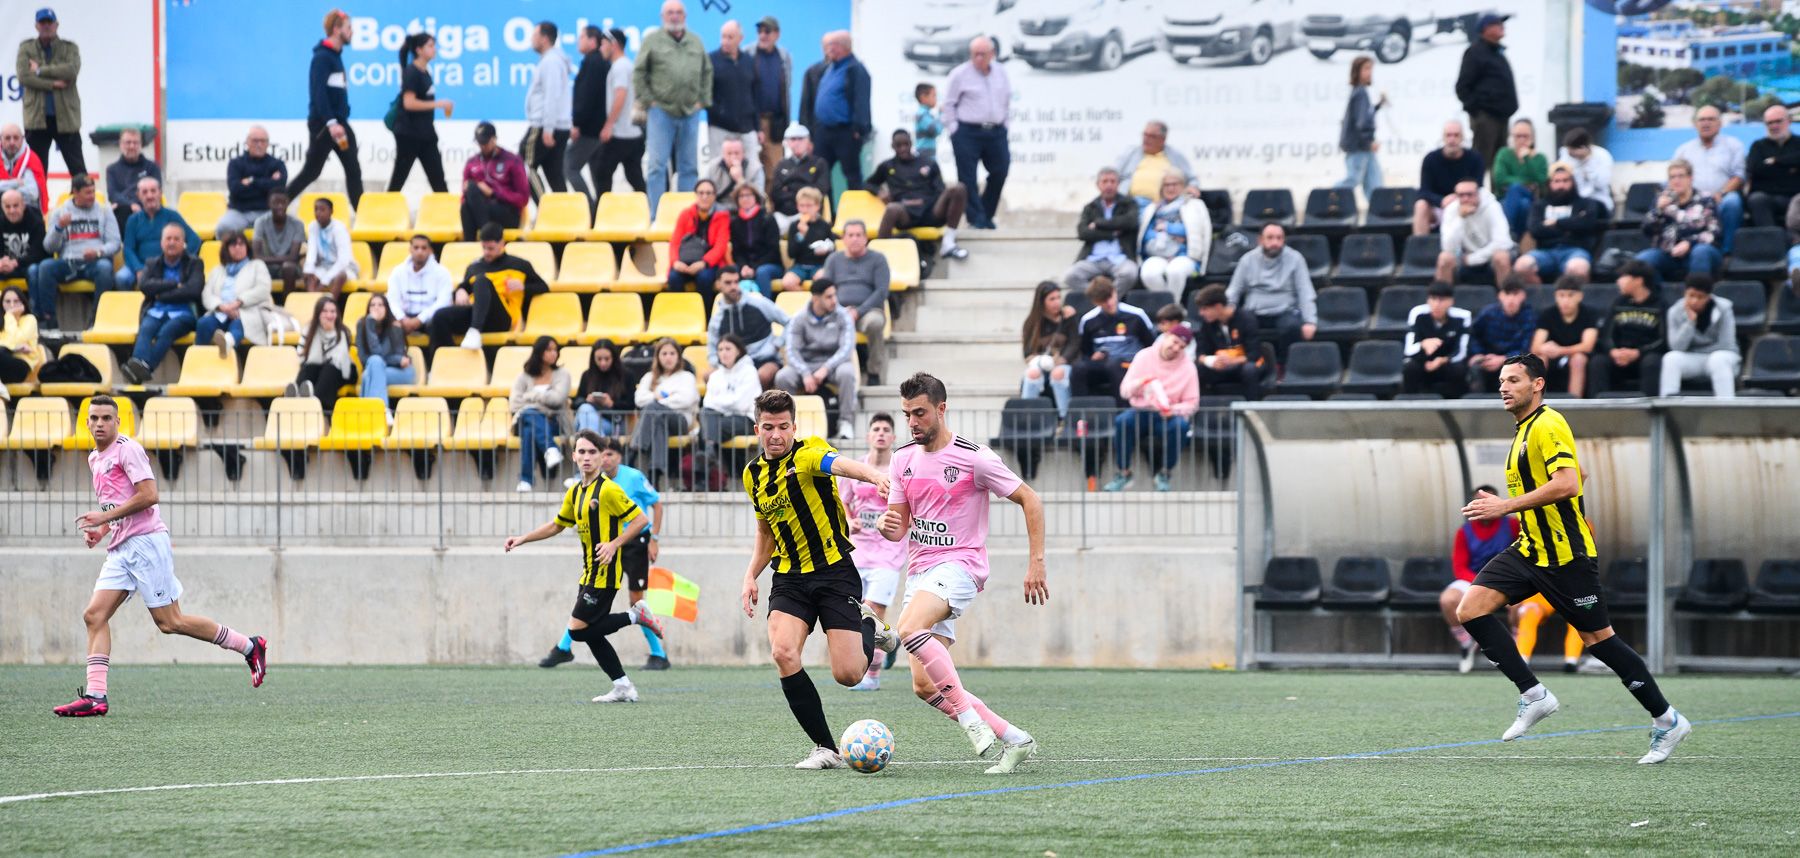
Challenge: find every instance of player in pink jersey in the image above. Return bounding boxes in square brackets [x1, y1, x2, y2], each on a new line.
[53, 397, 268, 717]
[877, 373, 1050, 774]
[841, 412, 907, 691]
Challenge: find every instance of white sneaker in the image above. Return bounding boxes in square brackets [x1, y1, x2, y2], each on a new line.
[543, 446, 564, 470]
[794, 746, 845, 769]
[964, 718, 999, 758]
[1457, 642, 1477, 674]
[836, 423, 854, 440]
[1502, 689, 1560, 741]
[214, 329, 235, 359]
[985, 737, 1039, 774]
[849, 674, 880, 691]
[857, 602, 899, 654]
[459, 328, 483, 350]
[592, 681, 639, 703]
[515, 480, 533, 493]
[563, 476, 579, 489]
[1638, 710, 1692, 764]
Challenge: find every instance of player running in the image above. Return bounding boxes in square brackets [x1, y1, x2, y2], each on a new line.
[739, 390, 899, 769]
[841, 412, 906, 691]
[877, 373, 1049, 774]
[56, 396, 267, 717]
[507, 430, 664, 703]
[1457, 355, 1691, 763]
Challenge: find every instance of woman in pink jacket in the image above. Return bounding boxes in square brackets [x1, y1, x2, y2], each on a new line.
[1104, 324, 1200, 493]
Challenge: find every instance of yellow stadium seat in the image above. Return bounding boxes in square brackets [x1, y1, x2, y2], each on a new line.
[483, 345, 532, 397]
[275, 291, 328, 345]
[643, 292, 706, 345]
[382, 397, 452, 450]
[198, 239, 222, 274]
[378, 347, 431, 396]
[64, 396, 138, 450]
[591, 192, 651, 242]
[415, 347, 488, 398]
[775, 290, 811, 318]
[443, 396, 504, 450]
[341, 291, 373, 335]
[234, 345, 302, 397]
[438, 242, 481, 281]
[509, 241, 558, 282]
[527, 192, 591, 242]
[39, 343, 116, 398]
[683, 344, 711, 387]
[488, 396, 521, 449]
[3, 377, 32, 400]
[295, 192, 353, 221]
[414, 192, 464, 243]
[178, 192, 229, 241]
[582, 293, 646, 344]
[868, 239, 922, 292]
[612, 242, 668, 292]
[164, 347, 239, 397]
[645, 192, 694, 241]
[84, 290, 145, 345]
[254, 397, 325, 450]
[3, 397, 72, 450]
[346, 241, 380, 291]
[557, 345, 591, 375]
[552, 242, 616, 293]
[317, 397, 388, 450]
[518, 292, 582, 343]
[832, 190, 886, 237]
[138, 397, 200, 450]
[54, 191, 109, 209]
[905, 224, 944, 241]
[374, 240, 411, 284]
[350, 191, 411, 243]
[793, 395, 828, 439]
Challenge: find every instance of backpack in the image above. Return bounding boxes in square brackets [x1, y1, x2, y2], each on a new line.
[35, 352, 101, 384]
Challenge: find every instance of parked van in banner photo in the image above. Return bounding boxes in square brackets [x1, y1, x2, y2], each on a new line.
[1160, 0, 1312, 67]
[1301, 6, 1500, 65]
[903, 0, 1024, 72]
[1014, 0, 1166, 72]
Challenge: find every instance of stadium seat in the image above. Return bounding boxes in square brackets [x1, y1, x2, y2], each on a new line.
[317, 397, 388, 452]
[1338, 339, 1403, 397]
[1714, 280, 1768, 334]
[508, 241, 558, 283]
[1299, 187, 1356, 237]
[1255, 556, 1322, 610]
[1606, 557, 1649, 611]
[445, 396, 511, 451]
[374, 240, 411, 285]
[868, 239, 922, 291]
[612, 242, 669, 292]
[1285, 232, 1332, 283]
[991, 396, 1058, 479]
[1580, 283, 1617, 318]
[3, 397, 72, 451]
[1613, 182, 1661, 231]
[515, 291, 582, 344]
[774, 289, 811, 332]
[1453, 284, 1496, 317]
[1743, 335, 1800, 392]
[179, 191, 228, 241]
[350, 191, 411, 243]
[832, 190, 886, 236]
[1361, 187, 1417, 235]
[274, 291, 327, 344]
[383, 397, 453, 450]
[643, 292, 706, 344]
[1065, 287, 1093, 320]
[645, 192, 695, 241]
[228, 345, 300, 398]
[438, 241, 481, 281]
[1203, 230, 1257, 283]
[583, 292, 647, 344]
[1674, 558, 1750, 613]
[348, 241, 379, 291]
[483, 345, 532, 397]
[39, 343, 116, 397]
[1199, 189, 1232, 231]
[415, 347, 489, 398]
[792, 394, 828, 438]
[165, 347, 239, 397]
[1395, 235, 1440, 285]
[591, 191, 653, 242]
[197, 239, 222, 275]
[1239, 189, 1295, 229]
[1277, 342, 1341, 398]
[553, 242, 618, 292]
[1389, 557, 1453, 609]
[1327, 392, 1375, 401]
[1124, 288, 1175, 317]
[1313, 287, 1370, 344]
[295, 192, 353, 221]
[84, 290, 146, 344]
[138, 396, 200, 452]
[1591, 229, 1649, 282]
[1725, 226, 1787, 279]
[254, 396, 325, 450]
[557, 344, 591, 376]
[1771, 287, 1800, 335]
[1332, 233, 1396, 290]
[1062, 395, 1119, 445]
[340, 291, 373, 334]
[1747, 560, 1800, 615]
[1319, 556, 1390, 610]
[414, 192, 464, 243]
[528, 192, 592, 243]
[1370, 285, 1425, 340]
[64, 396, 138, 450]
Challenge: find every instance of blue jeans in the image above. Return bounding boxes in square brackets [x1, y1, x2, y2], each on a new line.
[950, 124, 1010, 227]
[1718, 191, 1744, 253]
[1636, 245, 1722, 281]
[575, 402, 621, 436]
[516, 408, 555, 486]
[1501, 184, 1534, 240]
[747, 263, 783, 293]
[132, 309, 196, 370]
[1020, 363, 1071, 417]
[1339, 151, 1382, 200]
[193, 312, 244, 348]
[645, 106, 701, 219]
[1525, 246, 1591, 279]
[32, 257, 116, 327]
[1113, 409, 1188, 473]
[359, 354, 416, 406]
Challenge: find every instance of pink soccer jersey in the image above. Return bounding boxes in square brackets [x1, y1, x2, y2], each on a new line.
[889, 435, 1023, 590]
[841, 459, 909, 571]
[87, 435, 167, 550]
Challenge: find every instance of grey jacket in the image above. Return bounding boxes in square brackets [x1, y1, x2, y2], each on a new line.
[1667, 295, 1737, 356]
[1226, 246, 1317, 326]
[785, 305, 855, 375]
[43, 199, 121, 261]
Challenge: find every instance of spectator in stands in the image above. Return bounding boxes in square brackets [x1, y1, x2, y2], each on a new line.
[522, 21, 573, 201]
[943, 36, 1011, 229]
[1514, 162, 1601, 285]
[197, 231, 281, 356]
[799, 36, 828, 134]
[0, 190, 46, 288]
[1493, 119, 1547, 239]
[389, 33, 452, 194]
[461, 122, 530, 241]
[575, 338, 632, 436]
[1436, 180, 1513, 285]
[120, 178, 200, 291]
[770, 125, 829, 231]
[1072, 275, 1155, 401]
[1137, 170, 1210, 294]
[1193, 285, 1265, 400]
[1019, 281, 1078, 418]
[708, 266, 788, 388]
[1659, 273, 1738, 398]
[1402, 282, 1472, 398]
[704, 137, 765, 209]
[217, 127, 287, 236]
[1120, 120, 1200, 203]
[1337, 58, 1385, 201]
[510, 335, 573, 493]
[301, 196, 355, 302]
[105, 127, 159, 232]
[775, 277, 859, 438]
[1587, 259, 1665, 396]
[432, 222, 549, 349]
[1064, 167, 1140, 291]
[780, 186, 834, 288]
[699, 333, 760, 458]
[913, 83, 941, 164]
[595, 28, 646, 196]
[285, 10, 363, 207]
[1467, 276, 1537, 393]
[388, 234, 452, 337]
[811, 31, 872, 193]
[728, 185, 783, 293]
[355, 293, 412, 413]
[0, 123, 47, 214]
[1414, 121, 1486, 236]
[1446, 484, 1519, 671]
[1636, 159, 1722, 280]
[818, 220, 890, 384]
[667, 178, 732, 305]
[1558, 128, 1614, 218]
[1532, 275, 1600, 397]
[121, 223, 205, 384]
[637, 0, 712, 217]
[17, 9, 85, 180]
[251, 189, 305, 291]
[0, 286, 43, 389]
[564, 26, 609, 205]
[708, 21, 761, 174]
[753, 17, 792, 188]
[1674, 105, 1745, 252]
[631, 336, 699, 482]
[34, 174, 118, 332]
[1226, 223, 1317, 364]
[1748, 103, 1800, 228]
[870, 129, 968, 259]
[1455, 14, 1516, 170]
[1105, 325, 1199, 493]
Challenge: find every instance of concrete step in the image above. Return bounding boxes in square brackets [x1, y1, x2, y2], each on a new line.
[939, 239, 1074, 281]
[889, 331, 1014, 346]
[913, 301, 1029, 331]
[888, 351, 1021, 388]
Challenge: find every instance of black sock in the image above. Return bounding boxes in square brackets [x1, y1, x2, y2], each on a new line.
[1586, 635, 1670, 718]
[779, 669, 836, 749]
[586, 637, 626, 681]
[860, 617, 876, 668]
[594, 611, 632, 636]
[1462, 613, 1541, 694]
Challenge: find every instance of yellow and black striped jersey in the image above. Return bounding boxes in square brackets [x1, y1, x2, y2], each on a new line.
[742, 436, 852, 573]
[555, 475, 641, 587]
[1506, 405, 1597, 568]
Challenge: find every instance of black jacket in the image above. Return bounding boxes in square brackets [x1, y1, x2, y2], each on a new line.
[571, 52, 611, 136]
[1196, 312, 1260, 362]
[786, 217, 835, 267]
[729, 209, 782, 269]
[1527, 193, 1604, 252]
[0, 209, 46, 268]
[1746, 135, 1800, 198]
[798, 61, 827, 133]
[1074, 196, 1141, 262]
[1598, 293, 1665, 354]
[869, 155, 946, 210]
[307, 40, 351, 124]
[771, 154, 831, 216]
[226, 153, 288, 212]
[709, 49, 760, 134]
[1455, 39, 1517, 119]
[139, 253, 207, 309]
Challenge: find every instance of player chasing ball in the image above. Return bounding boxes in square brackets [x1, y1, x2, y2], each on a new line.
[56, 395, 268, 717]
[1457, 354, 1691, 763]
[841, 412, 906, 691]
[507, 430, 665, 703]
[878, 373, 1050, 774]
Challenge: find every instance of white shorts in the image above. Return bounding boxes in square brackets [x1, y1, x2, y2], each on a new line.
[900, 562, 979, 642]
[860, 567, 902, 607]
[95, 532, 182, 609]
[1446, 579, 1472, 593]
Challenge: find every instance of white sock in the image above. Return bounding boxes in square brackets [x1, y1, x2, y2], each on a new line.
[955, 709, 983, 728]
[1001, 725, 1031, 745]
[942, 227, 958, 247]
[1653, 707, 1676, 729]
[1522, 683, 1547, 701]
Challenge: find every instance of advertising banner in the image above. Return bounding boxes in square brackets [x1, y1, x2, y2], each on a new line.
[0, 0, 158, 176]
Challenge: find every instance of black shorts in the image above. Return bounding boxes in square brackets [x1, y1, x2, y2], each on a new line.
[768, 555, 866, 633]
[1472, 550, 1611, 633]
[620, 535, 651, 592]
[898, 200, 944, 228]
[571, 584, 620, 625]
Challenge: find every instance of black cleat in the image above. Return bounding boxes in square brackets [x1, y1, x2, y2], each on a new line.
[642, 655, 671, 671]
[883, 648, 897, 670]
[539, 647, 575, 668]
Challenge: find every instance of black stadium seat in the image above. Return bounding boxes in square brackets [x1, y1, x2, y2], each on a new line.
[1240, 189, 1296, 229]
[1772, 287, 1800, 335]
[1396, 235, 1441, 285]
[1725, 227, 1787, 279]
[1614, 182, 1662, 231]
[1191, 394, 1242, 480]
[1200, 189, 1233, 232]
[1362, 187, 1417, 235]
[1277, 342, 1342, 398]
[1747, 560, 1800, 615]
[1256, 556, 1322, 609]
[1714, 280, 1768, 334]
[1204, 229, 1258, 283]
[1592, 230, 1649, 282]
[1390, 556, 1454, 609]
[1064, 287, 1094, 319]
[1453, 284, 1496, 317]
[1333, 233, 1396, 290]
[1371, 285, 1426, 340]
[1300, 187, 1356, 237]
[1674, 558, 1750, 613]
[991, 397, 1058, 481]
[1606, 557, 1649, 611]
[1526, 284, 1556, 314]
[1313, 287, 1371, 343]
[1328, 392, 1376, 400]
[1125, 288, 1175, 317]
[1339, 340, 1404, 397]
[1744, 335, 1800, 392]
[1320, 556, 1391, 609]
[1065, 395, 1119, 479]
[1286, 233, 1332, 283]
[1581, 283, 1618, 318]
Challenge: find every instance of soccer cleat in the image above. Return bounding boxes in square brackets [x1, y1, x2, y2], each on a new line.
[53, 691, 108, 717]
[539, 647, 574, 668]
[631, 601, 666, 639]
[883, 648, 897, 670]
[1638, 710, 1692, 765]
[1457, 642, 1478, 674]
[246, 636, 268, 688]
[642, 655, 671, 671]
[592, 682, 639, 703]
[1502, 689, 1559, 741]
[1101, 473, 1133, 492]
[794, 746, 845, 769]
[964, 719, 999, 758]
[858, 602, 899, 654]
[849, 675, 880, 691]
[1562, 660, 1579, 674]
[985, 738, 1039, 774]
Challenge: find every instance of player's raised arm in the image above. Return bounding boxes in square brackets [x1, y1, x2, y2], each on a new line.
[1006, 483, 1049, 605]
[829, 455, 891, 498]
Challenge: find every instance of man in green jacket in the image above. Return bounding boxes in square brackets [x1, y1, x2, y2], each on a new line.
[634, 0, 712, 218]
[16, 9, 86, 179]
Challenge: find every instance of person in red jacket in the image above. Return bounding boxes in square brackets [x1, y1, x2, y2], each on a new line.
[667, 178, 733, 311]
[1445, 484, 1519, 673]
[460, 122, 529, 240]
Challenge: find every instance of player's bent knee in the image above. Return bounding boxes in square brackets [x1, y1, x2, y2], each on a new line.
[1578, 626, 1615, 646]
[831, 665, 864, 686]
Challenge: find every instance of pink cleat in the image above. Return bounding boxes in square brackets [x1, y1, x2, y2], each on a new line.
[53, 691, 108, 717]
[246, 636, 269, 688]
[631, 602, 665, 639]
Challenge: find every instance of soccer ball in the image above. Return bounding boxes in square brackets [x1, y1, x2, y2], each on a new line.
[839, 718, 895, 774]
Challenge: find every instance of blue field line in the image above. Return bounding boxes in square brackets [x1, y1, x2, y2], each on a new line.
[560, 711, 1800, 857]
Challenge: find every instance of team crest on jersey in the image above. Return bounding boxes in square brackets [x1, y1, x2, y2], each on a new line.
[943, 466, 961, 484]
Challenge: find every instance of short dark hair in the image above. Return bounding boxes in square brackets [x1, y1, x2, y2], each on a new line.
[755, 389, 795, 417]
[574, 429, 605, 451]
[1561, 127, 1593, 150]
[1085, 275, 1116, 304]
[478, 222, 506, 243]
[1196, 284, 1229, 308]
[898, 372, 947, 405]
[914, 82, 934, 100]
[537, 21, 558, 41]
[694, 178, 717, 193]
[1154, 303, 1186, 323]
[717, 266, 740, 282]
[1503, 352, 1546, 380]
[809, 277, 835, 296]
[88, 394, 118, 414]
[1474, 484, 1499, 497]
[1554, 274, 1584, 293]
[314, 196, 334, 212]
[1617, 259, 1656, 284]
[891, 128, 912, 141]
[869, 412, 893, 429]
[599, 437, 627, 455]
[1498, 275, 1526, 295]
[583, 24, 602, 42]
[1684, 272, 1715, 294]
[1427, 281, 1454, 299]
[410, 233, 431, 246]
[70, 173, 94, 191]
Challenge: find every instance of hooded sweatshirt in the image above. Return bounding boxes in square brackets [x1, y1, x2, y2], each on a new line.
[526, 47, 574, 130]
[1666, 295, 1737, 356]
[1120, 338, 1200, 417]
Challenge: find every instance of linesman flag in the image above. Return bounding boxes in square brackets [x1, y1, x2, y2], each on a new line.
[644, 567, 699, 623]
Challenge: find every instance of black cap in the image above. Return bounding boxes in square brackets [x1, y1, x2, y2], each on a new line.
[756, 16, 780, 33]
[1476, 13, 1509, 31]
[474, 122, 497, 144]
